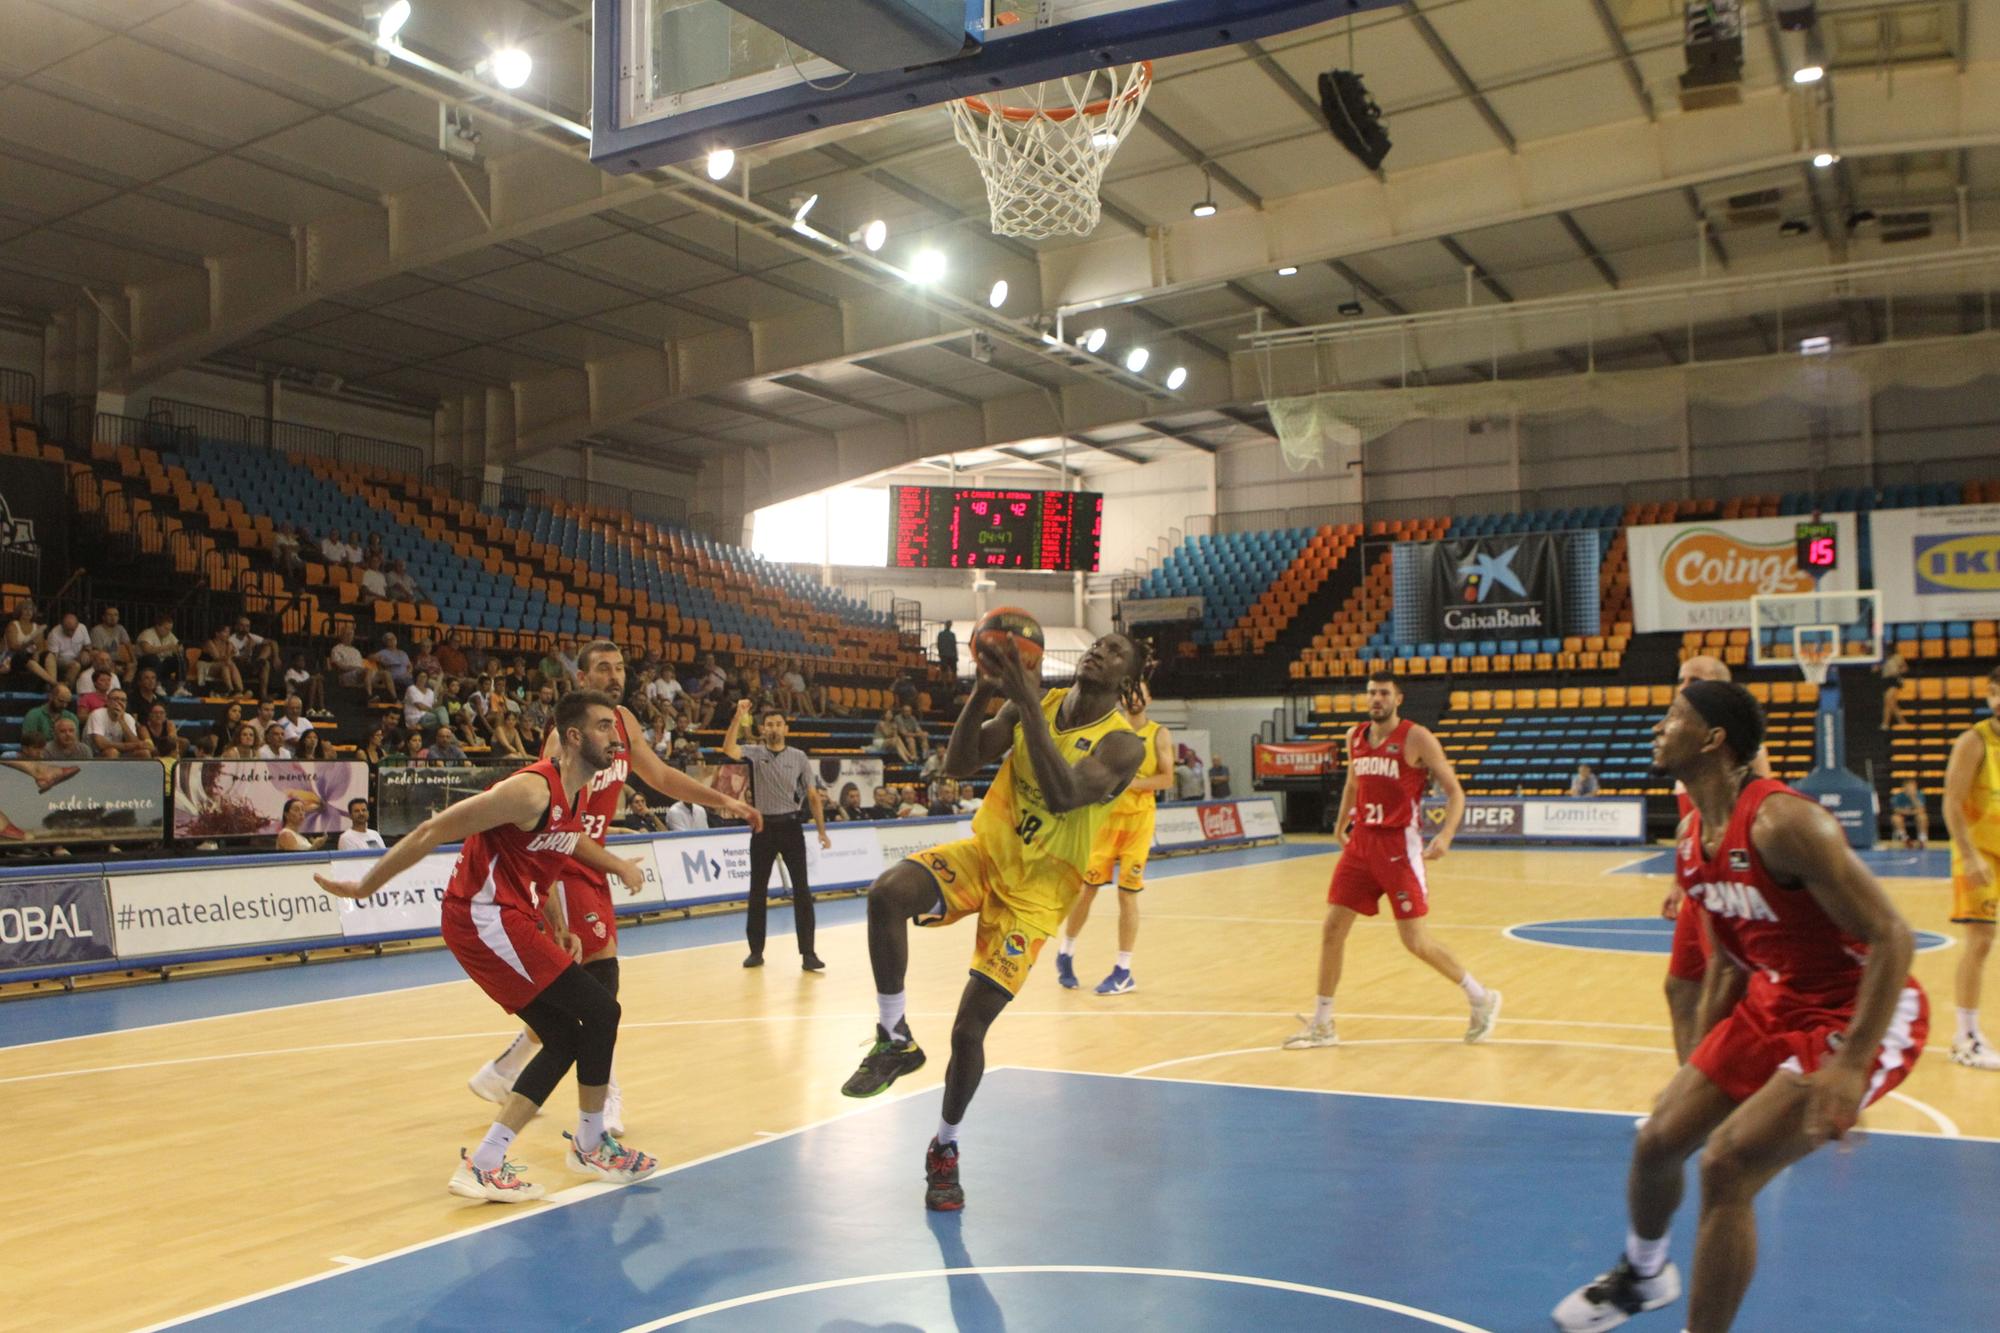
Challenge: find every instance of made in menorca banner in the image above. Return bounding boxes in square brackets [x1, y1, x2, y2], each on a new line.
[1422, 534, 1566, 642]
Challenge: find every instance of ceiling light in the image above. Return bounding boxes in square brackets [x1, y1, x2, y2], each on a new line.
[1779, 217, 1811, 236]
[1165, 365, 1188, 391]
[1799, 335, 1832, 355]
[1125, 347, 1150, 373]
[910, 248, 946, 284]
[490, 46, 532, 90]
[706, 148, 735, 180]
[1190, 200, 1217, 218]
[1338, 299, 1365, 317]
[988, 279, 1009, 309]
[1792, 64, 1824, 84]
[1082, 327, 1107, 354]
[790, 193, 819, 232]
[1812, 151, 1840, 168]
[1276, 265, 1299, 276]
[861, 219, 887, 252]
[1091, 130, 1118, 149]
[371, 1, 411, 45]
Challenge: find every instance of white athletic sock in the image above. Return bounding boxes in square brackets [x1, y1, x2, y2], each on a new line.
[577, 1108, 605, 1154]
[936, 1117, 960, 1147]
[1625, 1228, 1670, 1278]
[1958, 1007, 1982, 1044]
[1057, 934, 1076, 957]
[1460, 973, 1490, 1005]
[1115, 951, 1133, 970]
[1313, 995, 1335, 1027]
[494, 1030, 535, 1079]
[472, 1123, 516, 1173]
[877, 991, 907, 1036]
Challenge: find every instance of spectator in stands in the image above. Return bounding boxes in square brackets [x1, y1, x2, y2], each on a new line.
[387, 559, 419, 603]
[357, 723, 388, 766]
[344, 529, 367, 567]
[129, 667, 165, 719]
[800, 662, 837, 717]
[621, 791, 668, 833]
[452, 714, 484, 754]
[294, 729, 327, 761]
[894, 704, 931, 759]
[228, 616, 279, 698]
[830, 782, 867, 821]
[325, 627, 365, 693]
[137, 612, 183, 692]
[338, 798, 384, 851]
[1568, 762, 1601, 798]
[402, 669, 438, 731]
[4, 600, 53, 688]
[410, 635, 441, 681]
[927, 780, 963, 817]
[686, 655, 726, 728]
[140, 702, 183, 759]
[1889, 777, 1929, 849]
[640, 705, 674, 760]
[78, 667, 115, 716]
[278, 696, 313, 746]
[1882, 677, 1911, 730]
[1878, 648, 1908, 683]
[892, 671, 918, 711]
[521, 683, 555, 744]
[319, 529, 348, 566]
[775, 659, 808, 715]
[872, 708, 913, 762]
[257, 722, 294, 761]
[192, 732, 220, 759]
[221, 721, 261, 760]
[1175, 747, 1203, 800]
[435, 630, 466, 679]
[45, 716, 94, 763]
[91, 606, 137, 681]
[936, 622, 957, 676]
[281, 651, 324, 713]
[487, 709, 529, 758]
[643, 665, 684, 713]
[217, 700, 245, 738]
[47, 610, 91, 687]
[555, 639, 582, 685]
[422, 724, 466, 764]
[870, 782, 901, 820]
[670, 736, 702, 771]
[1211, 754, 1232, 799]
[273, 524, 304, 579]
[200, 624, 247, 696]
[88, 689, 150, 759]
[369, 631, 413, 702]
[383, 731, 425, 767]
[358, 554, 389, 604]
[275, 798, 322, 852]
[896, 784, 929, 819]
[22, 684, 76, 750]
[665, 793, 710, 832]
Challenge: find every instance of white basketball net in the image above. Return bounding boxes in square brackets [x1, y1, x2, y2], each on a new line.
[948, 63, 1152, 239]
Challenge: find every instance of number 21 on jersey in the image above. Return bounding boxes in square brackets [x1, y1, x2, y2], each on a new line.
[1363, 803, 1385, 826]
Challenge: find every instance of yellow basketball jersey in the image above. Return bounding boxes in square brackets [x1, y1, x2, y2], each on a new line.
[972, 687, 1134, 912]
[1111, 719, 1163, 819]
[1966, 717, 2000, 856]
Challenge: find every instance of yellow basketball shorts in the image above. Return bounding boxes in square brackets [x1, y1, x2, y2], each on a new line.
[1951, 847, 1999, 925]
[906, 837, 1074, 997]
[1084, 811, 1154, 892]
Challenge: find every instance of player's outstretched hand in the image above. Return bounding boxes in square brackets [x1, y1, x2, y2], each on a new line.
[313, 874, 369, 900]
[1801, 1064, 1868, 1144]
[1422, 835, 1451, 862]
[614, 857, 645, 894]
[975, 637, 1035, 704]
[735, 698, 753, 717]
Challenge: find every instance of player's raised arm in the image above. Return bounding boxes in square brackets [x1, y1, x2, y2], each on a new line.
[314, 772, 549, 900]
[618, 703, 763, 831]
[1407, 724, 1464, 859]
[1753, 793, 1917, 1139]
[720, 697, 753, 759]
[943, 678, 1018, 779]
[978, 637, 1143, 812]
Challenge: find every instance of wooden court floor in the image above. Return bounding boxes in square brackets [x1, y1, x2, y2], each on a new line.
[2, 840, 1991, 1331]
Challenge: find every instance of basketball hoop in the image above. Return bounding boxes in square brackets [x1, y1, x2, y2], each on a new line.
[1794, 626, 1837, 686]
[948, 61, 1152, 239]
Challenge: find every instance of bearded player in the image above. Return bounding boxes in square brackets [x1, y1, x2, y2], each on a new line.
[1282, 670, 1499, 1049]
[838, 631, 1147, 1210]
[316, 691, 661, 1201]
[467, 640, 763, 1130]
[1552, 681, 1926, 1330]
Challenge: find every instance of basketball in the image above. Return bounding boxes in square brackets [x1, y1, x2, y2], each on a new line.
[973, 606, 1045, 674]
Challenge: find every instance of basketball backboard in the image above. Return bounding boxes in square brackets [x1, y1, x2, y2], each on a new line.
[1749, 589, 1883, 675]
[591, 0, 1395, 174]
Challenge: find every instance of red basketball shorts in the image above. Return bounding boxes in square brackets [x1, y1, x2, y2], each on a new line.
[1691, 980, 1928, 1106]
[442, 896, 572, 1014]
[1667, 891, 1710, 983]
[1329, 826, 1430, 920]
[559, 875, 619, 957]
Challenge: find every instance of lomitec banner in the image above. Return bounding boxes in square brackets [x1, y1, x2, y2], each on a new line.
[1426, 535, 1565, 641]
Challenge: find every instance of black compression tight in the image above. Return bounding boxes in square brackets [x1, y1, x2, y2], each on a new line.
[512, 964, 621, 1105]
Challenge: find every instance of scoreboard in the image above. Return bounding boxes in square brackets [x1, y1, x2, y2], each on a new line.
[889, 486, 1104, 571]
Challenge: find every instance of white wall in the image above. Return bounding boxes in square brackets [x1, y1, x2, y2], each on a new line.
[1168, 696, 1288, 799]
[826, 565, 1079, 629]
[1095, 451, 1211, 575]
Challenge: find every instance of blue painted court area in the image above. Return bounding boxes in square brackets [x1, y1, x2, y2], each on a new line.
[1509, 918, 1952, 956]
[1, 842, 1334, 1049]
[159, 1070, 1998, 1332]
[1614, 846, 1950, 878]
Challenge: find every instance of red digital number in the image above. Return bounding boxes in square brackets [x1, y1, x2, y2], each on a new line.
[1808, 537, 1835, 567]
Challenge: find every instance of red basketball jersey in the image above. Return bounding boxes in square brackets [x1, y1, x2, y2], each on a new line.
[1347, 718, 1429, 831]
[1674, 778, 1886, 1013]
[445, 758, 588, 914]
[563, 709, 633, 891]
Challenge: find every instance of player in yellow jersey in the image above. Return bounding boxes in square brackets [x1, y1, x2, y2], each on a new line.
[1056, 680, 1173, 995]
[1943, 663, 2000, 1070]
[839, 632, 1149, 1210]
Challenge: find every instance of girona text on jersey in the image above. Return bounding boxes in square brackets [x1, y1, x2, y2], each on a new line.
[1350, 755, 1406, 780]
[526, 830, 582, 855]
[1685, 878, 1780, 923]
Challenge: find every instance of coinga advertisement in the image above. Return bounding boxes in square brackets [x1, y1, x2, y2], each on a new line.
[1627, 513, 1859, 632]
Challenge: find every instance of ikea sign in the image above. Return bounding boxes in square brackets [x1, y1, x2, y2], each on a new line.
[1873, 505, 2000, 620]
[1914, 532, 2000, 594]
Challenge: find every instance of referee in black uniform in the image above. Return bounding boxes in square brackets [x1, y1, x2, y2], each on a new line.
[722, 698, 830, 971]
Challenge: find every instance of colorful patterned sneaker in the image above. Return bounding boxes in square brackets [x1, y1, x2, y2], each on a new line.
[1281, 1016, 1337, 1050]
[564, 1131, 659, 1183]
[1055, 953, 1079, 990]
[467, 1060, 513, 1105]
[1094, 966, 1136, 995]
[841, 1019, 926, 1097]
[924, 1137, 965, 1212]
[1551, 1256, 1681, 1332]
[1465, 989, 1503, 1044]
[448, 1150, 546, 1203]
[1951, 1035, 2000, 1071]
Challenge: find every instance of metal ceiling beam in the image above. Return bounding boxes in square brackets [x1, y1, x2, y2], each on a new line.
[1403, 2, 1517, 153]
[851, 359, 982, 408]
[1439, 236, 1514, 304]
[1063, 432, 1151, 465]
[693, 394, 840, 440]
[1585, 0, 1658, 121]
[1328, 261, 1408, 316]
[1557, 212, 1621, 289]
[1139, 109, 1263, 208]
[1136, 419, 1221, 453]
[770, 375, 906, 423]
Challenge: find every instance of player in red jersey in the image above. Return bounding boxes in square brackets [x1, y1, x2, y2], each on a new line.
[316, 691, 663, 1203]
[1282, 670, 1499, 1050]
[1553, 681, 1927, 1332]
[468, 641, 763, 1131]
[1663, 656, 1774, 1062]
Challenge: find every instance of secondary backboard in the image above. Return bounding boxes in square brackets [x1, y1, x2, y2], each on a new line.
[591, 0, 1397, 174]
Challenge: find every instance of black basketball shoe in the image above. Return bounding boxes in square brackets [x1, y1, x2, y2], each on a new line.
[924, 1136, 964, 1212]
[840, 1019, 925, 1097]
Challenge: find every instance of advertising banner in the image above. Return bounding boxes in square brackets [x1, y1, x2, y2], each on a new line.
[1120, 595, 1205, 625]
[0, 759, 166, 846]
[0, 875, 116, 972]
[820, 756, 887, 808]
[110, 861, 344, 956]
[1424, 535, 1565, 641]
[1868, 503, 2000, 622]
[649, 823, 888, 908]
[1421, 796, 1644, 844]
[375, 763, 517, 837]
[1627, 513, 1859, 632]
[1151, 797, 1283, 849]
[1253, 740, 1339, 779]
[173, 760, 371, 840]
[330, 849, 459, 939]
[870, 815, 976, 867]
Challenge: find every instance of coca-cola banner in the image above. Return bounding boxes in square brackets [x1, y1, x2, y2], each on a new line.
[1253, 741, 1340, 779]
[1153, 797, 1282, 849]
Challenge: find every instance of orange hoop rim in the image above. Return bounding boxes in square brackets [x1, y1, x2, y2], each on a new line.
[960, 61, 1152, 124]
